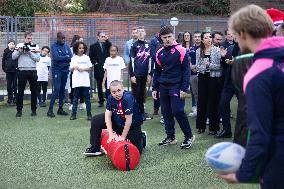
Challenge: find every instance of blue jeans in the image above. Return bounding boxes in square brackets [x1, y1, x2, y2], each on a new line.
[160, 85, 192, 138]
[48, 70, 69, 112]
[71, 87, 91, 115]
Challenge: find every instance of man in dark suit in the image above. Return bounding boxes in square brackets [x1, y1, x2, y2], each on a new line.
[89, 32, 112, 107]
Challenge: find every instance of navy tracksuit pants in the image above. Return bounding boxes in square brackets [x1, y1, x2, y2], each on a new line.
[160, 84, 192, 138]
[219, 82, 237, 133]
[48, 70, 69, 111]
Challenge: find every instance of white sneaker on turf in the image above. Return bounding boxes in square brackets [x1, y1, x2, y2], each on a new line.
[180, 135, 195, 149]
[80, 103, 86, 110]
[160, 117, 164, 124]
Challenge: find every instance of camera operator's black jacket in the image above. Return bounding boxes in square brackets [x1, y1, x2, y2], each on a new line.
[2, 48, 17, 73]
[89, 40, 112, 79]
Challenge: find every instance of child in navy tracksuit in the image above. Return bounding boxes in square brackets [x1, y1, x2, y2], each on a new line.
[152, 26, 195, 149]
[129, 27, 153, 120]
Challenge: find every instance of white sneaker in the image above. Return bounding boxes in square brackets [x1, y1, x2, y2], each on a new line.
[69, 105, 73, 111]
[79, 103, 86, 110]
[206, 118, 210, 125]
[160, 117, 164, 124]
[188, 111, 197, 117]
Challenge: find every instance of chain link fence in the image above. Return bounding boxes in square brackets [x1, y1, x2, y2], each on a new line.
[0, 16, 227, 101]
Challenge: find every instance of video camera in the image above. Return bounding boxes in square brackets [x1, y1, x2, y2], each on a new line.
[22, 43, 37, 52]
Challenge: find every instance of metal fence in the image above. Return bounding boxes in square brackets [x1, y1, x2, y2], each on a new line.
[0, 16, 227, 100]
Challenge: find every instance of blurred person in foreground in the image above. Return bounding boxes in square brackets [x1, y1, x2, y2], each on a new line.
[218, 5, 284, 189]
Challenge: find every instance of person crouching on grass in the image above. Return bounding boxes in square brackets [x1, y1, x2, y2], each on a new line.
[84, 80, 144, 156]
[69, 41, 93, 121]
[152, 25, 195, 149]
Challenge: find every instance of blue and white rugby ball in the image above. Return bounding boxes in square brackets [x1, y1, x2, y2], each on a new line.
[205, 142, 245, 173]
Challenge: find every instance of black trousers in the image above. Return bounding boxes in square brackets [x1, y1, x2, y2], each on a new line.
[90, 113, 143, 153]
[95, 77, 104, 104]
[37, 81, 48, 102]
[6, 72, 17, 102]
[219, 82, 237, 133]
[196, 73, 222, 132]
[131, 76, 147, 115]
[69, 72, 84, 104]
[17, 70, 38, 112]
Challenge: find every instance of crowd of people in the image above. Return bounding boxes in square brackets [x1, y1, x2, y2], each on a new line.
[2, 4, 284, 188]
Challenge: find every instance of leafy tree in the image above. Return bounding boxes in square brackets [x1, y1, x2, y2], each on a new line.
[0, 0, 65, 16]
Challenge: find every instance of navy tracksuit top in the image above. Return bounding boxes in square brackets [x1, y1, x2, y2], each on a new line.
[129, 40, 153, 77]
[236, 37, 284, 183]
[153, 42, 190, 92]
[51, 42, 73, 72]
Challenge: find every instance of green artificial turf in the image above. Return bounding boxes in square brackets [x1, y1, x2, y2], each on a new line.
[0, 97, 258, 189]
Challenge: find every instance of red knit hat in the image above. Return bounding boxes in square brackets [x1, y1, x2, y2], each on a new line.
[266, 8, 284, 26]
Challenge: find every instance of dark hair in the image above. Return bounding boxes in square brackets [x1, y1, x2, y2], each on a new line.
[73, 41, 88, 55]
[160, 25, 173, 36]
[200, 31, 212, 58]
[194, 31, 201, 35]
[177, 32, 184, 43]
[281, 23, 284, 30]
[41, 46, 50, 52]
[182, 31, 192, 48]
[212, 31, 223, 39]
[224, 29, 228, 35]
[110, 45, 119, 52]
[24, 31, 32, 38]
[7, 39, 15, 44]
[71, 35, 81, 47]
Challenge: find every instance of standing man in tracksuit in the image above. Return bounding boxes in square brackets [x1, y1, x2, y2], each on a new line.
[47, 32, 73, 118]
[216, 42, 240, 138]
[152, 26, 195, 149]
[12, 32, 40, 117]
[129, 26, 154, 120]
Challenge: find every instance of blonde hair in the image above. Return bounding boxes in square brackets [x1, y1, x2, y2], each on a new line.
[228, 4, 274, 39]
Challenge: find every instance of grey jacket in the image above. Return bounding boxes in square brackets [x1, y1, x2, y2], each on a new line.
[12, 43, 40, 71]
[196, 46, 223, 77]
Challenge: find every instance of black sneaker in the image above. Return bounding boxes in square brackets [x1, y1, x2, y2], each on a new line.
[215, 130, 232, 138]
[70, 114, 77, 120]
[208, 131, 217, 136]
[180, 135, 195, 149]
[83, 147, 104, 157]
[142, 131, 148, 149]
[57, 108, 68, 116]
[87, 114, 92, 121]
[47, 111, 55, 118]
[158, 136, 177, 146]
[16, 111, 22, 117]
[31, 111, 37, 116]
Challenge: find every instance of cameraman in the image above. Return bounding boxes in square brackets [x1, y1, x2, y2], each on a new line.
[12, 31, 40, 117]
